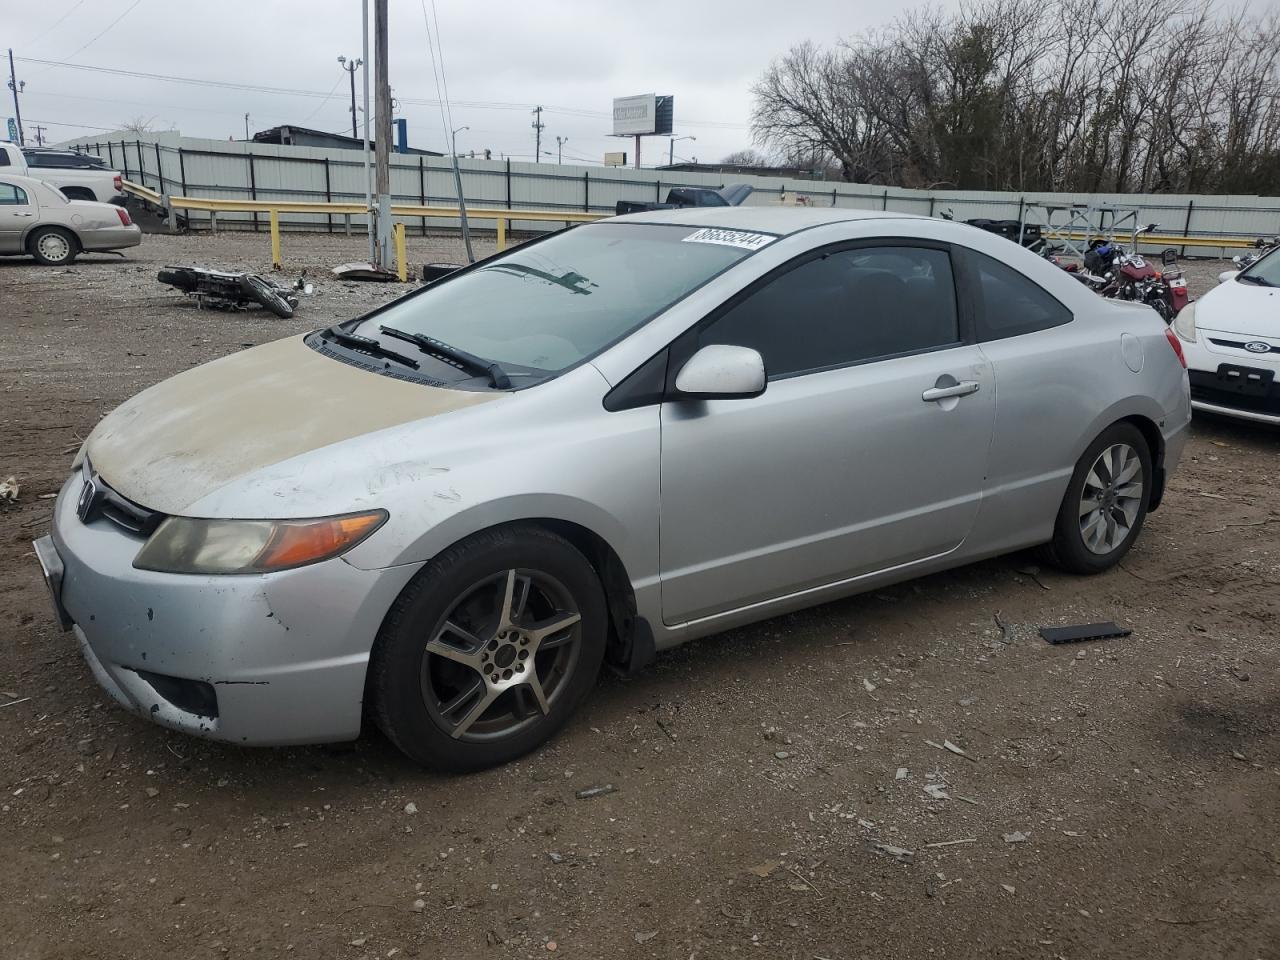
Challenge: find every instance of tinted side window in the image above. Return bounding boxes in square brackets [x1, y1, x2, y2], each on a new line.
[698, 246, 959, 378]
[0, 183, 28, 205]
[0, 151, 8, 167]
[969, 250, 1071, 340]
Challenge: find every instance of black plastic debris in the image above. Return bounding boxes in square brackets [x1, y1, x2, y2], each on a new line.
[1039, 622, 1131, 645]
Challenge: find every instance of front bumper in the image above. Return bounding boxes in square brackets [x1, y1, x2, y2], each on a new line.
[38, 473, 422, 745]
[1185, 334, 1280, 425]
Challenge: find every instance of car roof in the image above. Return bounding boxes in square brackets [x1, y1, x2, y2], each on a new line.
[610, 205, 925, 236]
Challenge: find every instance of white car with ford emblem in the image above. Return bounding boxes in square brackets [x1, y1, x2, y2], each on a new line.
[1175, 245, 1280, 425]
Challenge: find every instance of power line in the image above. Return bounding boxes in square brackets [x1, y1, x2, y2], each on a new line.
[58, 0, 146, 63]
[12, 55, 751, 129]
[21, 0, 88, 50]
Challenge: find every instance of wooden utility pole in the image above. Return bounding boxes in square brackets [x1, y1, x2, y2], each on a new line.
[373, 0, 392, 269]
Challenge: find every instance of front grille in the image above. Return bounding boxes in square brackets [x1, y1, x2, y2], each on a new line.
[1208, 337, 1279, 355]
[78, 462, 166, 537]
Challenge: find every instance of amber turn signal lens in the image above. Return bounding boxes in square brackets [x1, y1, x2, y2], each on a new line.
[258, 513, 387, 570]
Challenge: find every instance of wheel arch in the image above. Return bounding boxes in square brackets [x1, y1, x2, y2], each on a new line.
[24, 223, 82, 254]
[1116, 413, 1166, 511]
[59, 186, 96, 201]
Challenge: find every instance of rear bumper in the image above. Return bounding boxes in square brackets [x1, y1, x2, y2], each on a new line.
[41, 473, 422, 745]
[81, 224, 141, 251]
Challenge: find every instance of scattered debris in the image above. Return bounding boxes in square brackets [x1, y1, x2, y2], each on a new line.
[411, 899, 425, 912]
[332, 262, 398, 283]
[774, 751, 792, 760]
[924, 783, 950, 800]
[863, 678, 877, 693]
[895, 767, 909, 781]
[1003, 831, 1028, 844]
[925, 838, 977, 849]
[925, 739, 977, 762]
[1039, 622, 1131, 645]
[403, 802, 417, 815]
[1232, 750, 1248, 762]
[655, 718, 677, 741]
[786, 866, 825, 898]
[633, 930, 658, 943]
[0, 697, 31, 709]
[993, 611, 1013, 643]
[749, 860, 782, 878]
[575, 784, 617, 800]
[868, 841, 915, 862]
[1015, 565, 1051, 590]
[1230, 667, 1251, 682]
[0, 477, 19, 503]
[547, 852, 565, 864]
[1001, 884, 1016, 894]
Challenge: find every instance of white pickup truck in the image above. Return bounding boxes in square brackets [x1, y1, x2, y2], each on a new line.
[0, 141, 125, 204]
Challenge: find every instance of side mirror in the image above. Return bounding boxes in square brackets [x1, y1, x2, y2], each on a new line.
[1218, 270, 1240, 284]
[674, 344, 766, 400]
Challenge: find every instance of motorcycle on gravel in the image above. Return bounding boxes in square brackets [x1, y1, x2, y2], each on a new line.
[1077, 226, 1189, 322]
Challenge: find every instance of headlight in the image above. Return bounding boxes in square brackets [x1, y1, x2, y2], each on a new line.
[1172, 301, 1197, 343]
[133, 510, 387, 575]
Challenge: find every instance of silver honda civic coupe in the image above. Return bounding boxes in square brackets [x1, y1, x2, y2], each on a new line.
[33, 207, 1191, 770]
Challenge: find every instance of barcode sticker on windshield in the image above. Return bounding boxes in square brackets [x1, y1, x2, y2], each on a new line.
[681, 228, 776, 251]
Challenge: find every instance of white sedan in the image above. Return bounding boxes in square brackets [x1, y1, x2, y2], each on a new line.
[1174, 247, 1279, 425]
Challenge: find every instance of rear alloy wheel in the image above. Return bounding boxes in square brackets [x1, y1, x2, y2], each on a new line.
[29, 227, 78, 266]
[1043, 422, 1152, 574]
[369, 526, 606, 771]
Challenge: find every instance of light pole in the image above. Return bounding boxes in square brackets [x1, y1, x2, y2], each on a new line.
[555, 135, 568, 164]
[450, 126, 474, 264]
[337, 55, 363, 140]
[668, 135, 695, 166]
[244, 113, 250, 140]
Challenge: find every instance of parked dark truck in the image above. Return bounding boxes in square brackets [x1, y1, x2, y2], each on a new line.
[615, 183, 752, 216]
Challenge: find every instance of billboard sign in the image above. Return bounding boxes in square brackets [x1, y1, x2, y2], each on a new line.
[6, 118, 17, 142]
[612, 95, 673, 136]
[603, 151, 628, 166]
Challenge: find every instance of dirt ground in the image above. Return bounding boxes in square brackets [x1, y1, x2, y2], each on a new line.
[1, 232, 1277, 960]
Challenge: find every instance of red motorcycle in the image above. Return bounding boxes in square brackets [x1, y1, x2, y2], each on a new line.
[1079, 226, 1189, 322]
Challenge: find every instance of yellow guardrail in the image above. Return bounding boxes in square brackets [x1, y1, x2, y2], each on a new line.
[1057, 230, 1257, 250]
[159, 194, 605, 274]
[121, 179, 162, 205]
[131, 185, 1262, 276]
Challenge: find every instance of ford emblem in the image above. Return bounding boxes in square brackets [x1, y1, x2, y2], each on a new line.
[1244, 341, 1271, 353]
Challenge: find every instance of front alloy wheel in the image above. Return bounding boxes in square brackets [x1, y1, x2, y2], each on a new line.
[369, 525, 607, 771]
[422, 569, 583, 741]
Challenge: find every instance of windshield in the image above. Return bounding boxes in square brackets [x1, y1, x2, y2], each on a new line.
[352, 222, 765, 382]
[1239, 246, 1280, 287]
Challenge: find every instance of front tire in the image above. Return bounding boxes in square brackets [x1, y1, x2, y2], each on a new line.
[29, 227, 78, 266]
[368, 525, 607, 771]
[1043, 422, 1152, 574]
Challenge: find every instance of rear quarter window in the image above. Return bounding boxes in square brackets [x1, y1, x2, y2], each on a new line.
[965, 249, 1072, 341]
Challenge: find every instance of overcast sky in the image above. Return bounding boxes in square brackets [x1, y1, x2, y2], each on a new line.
[4, 0, 945, 164]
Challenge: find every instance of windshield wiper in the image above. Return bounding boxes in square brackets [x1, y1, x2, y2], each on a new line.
[1238, 274, 1273, 286]
[379, 325, 512, 388]
[321, 326, 419, 369]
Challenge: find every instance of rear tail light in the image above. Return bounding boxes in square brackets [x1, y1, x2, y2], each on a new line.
[116, 208, 132, 226]
[1164, 327, 1187, 368]
[113, 174, 122, 190]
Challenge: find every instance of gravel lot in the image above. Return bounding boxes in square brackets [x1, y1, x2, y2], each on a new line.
[1, 233, 1277, 960]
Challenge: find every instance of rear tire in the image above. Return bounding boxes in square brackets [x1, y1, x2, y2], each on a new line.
[1042, 422, 1152, 574]
[369, 525, 607, 771]
[28, 227, 78, 266]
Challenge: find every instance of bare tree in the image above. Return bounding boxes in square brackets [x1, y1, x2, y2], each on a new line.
[750, 0, 1280, 193]
[120, 115, 157, 135]
[722, 148, 771, 166]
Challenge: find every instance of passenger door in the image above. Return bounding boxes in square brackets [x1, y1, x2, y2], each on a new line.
[0, 181, 36, 253]
[659, 242, 995, 625]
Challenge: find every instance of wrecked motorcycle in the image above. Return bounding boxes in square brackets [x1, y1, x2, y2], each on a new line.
[157, 266, 310, 319]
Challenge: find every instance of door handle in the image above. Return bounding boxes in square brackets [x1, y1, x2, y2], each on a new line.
[922, 380, 980, 402]
[15, 212, 34, 217]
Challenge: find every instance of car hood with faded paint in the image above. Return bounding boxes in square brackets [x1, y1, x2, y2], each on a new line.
[83, 335, 498, 515]
[1197, 276, 1280, 339]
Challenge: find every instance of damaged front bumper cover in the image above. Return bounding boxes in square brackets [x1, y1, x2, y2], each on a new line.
[38, 474, 422, 746]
